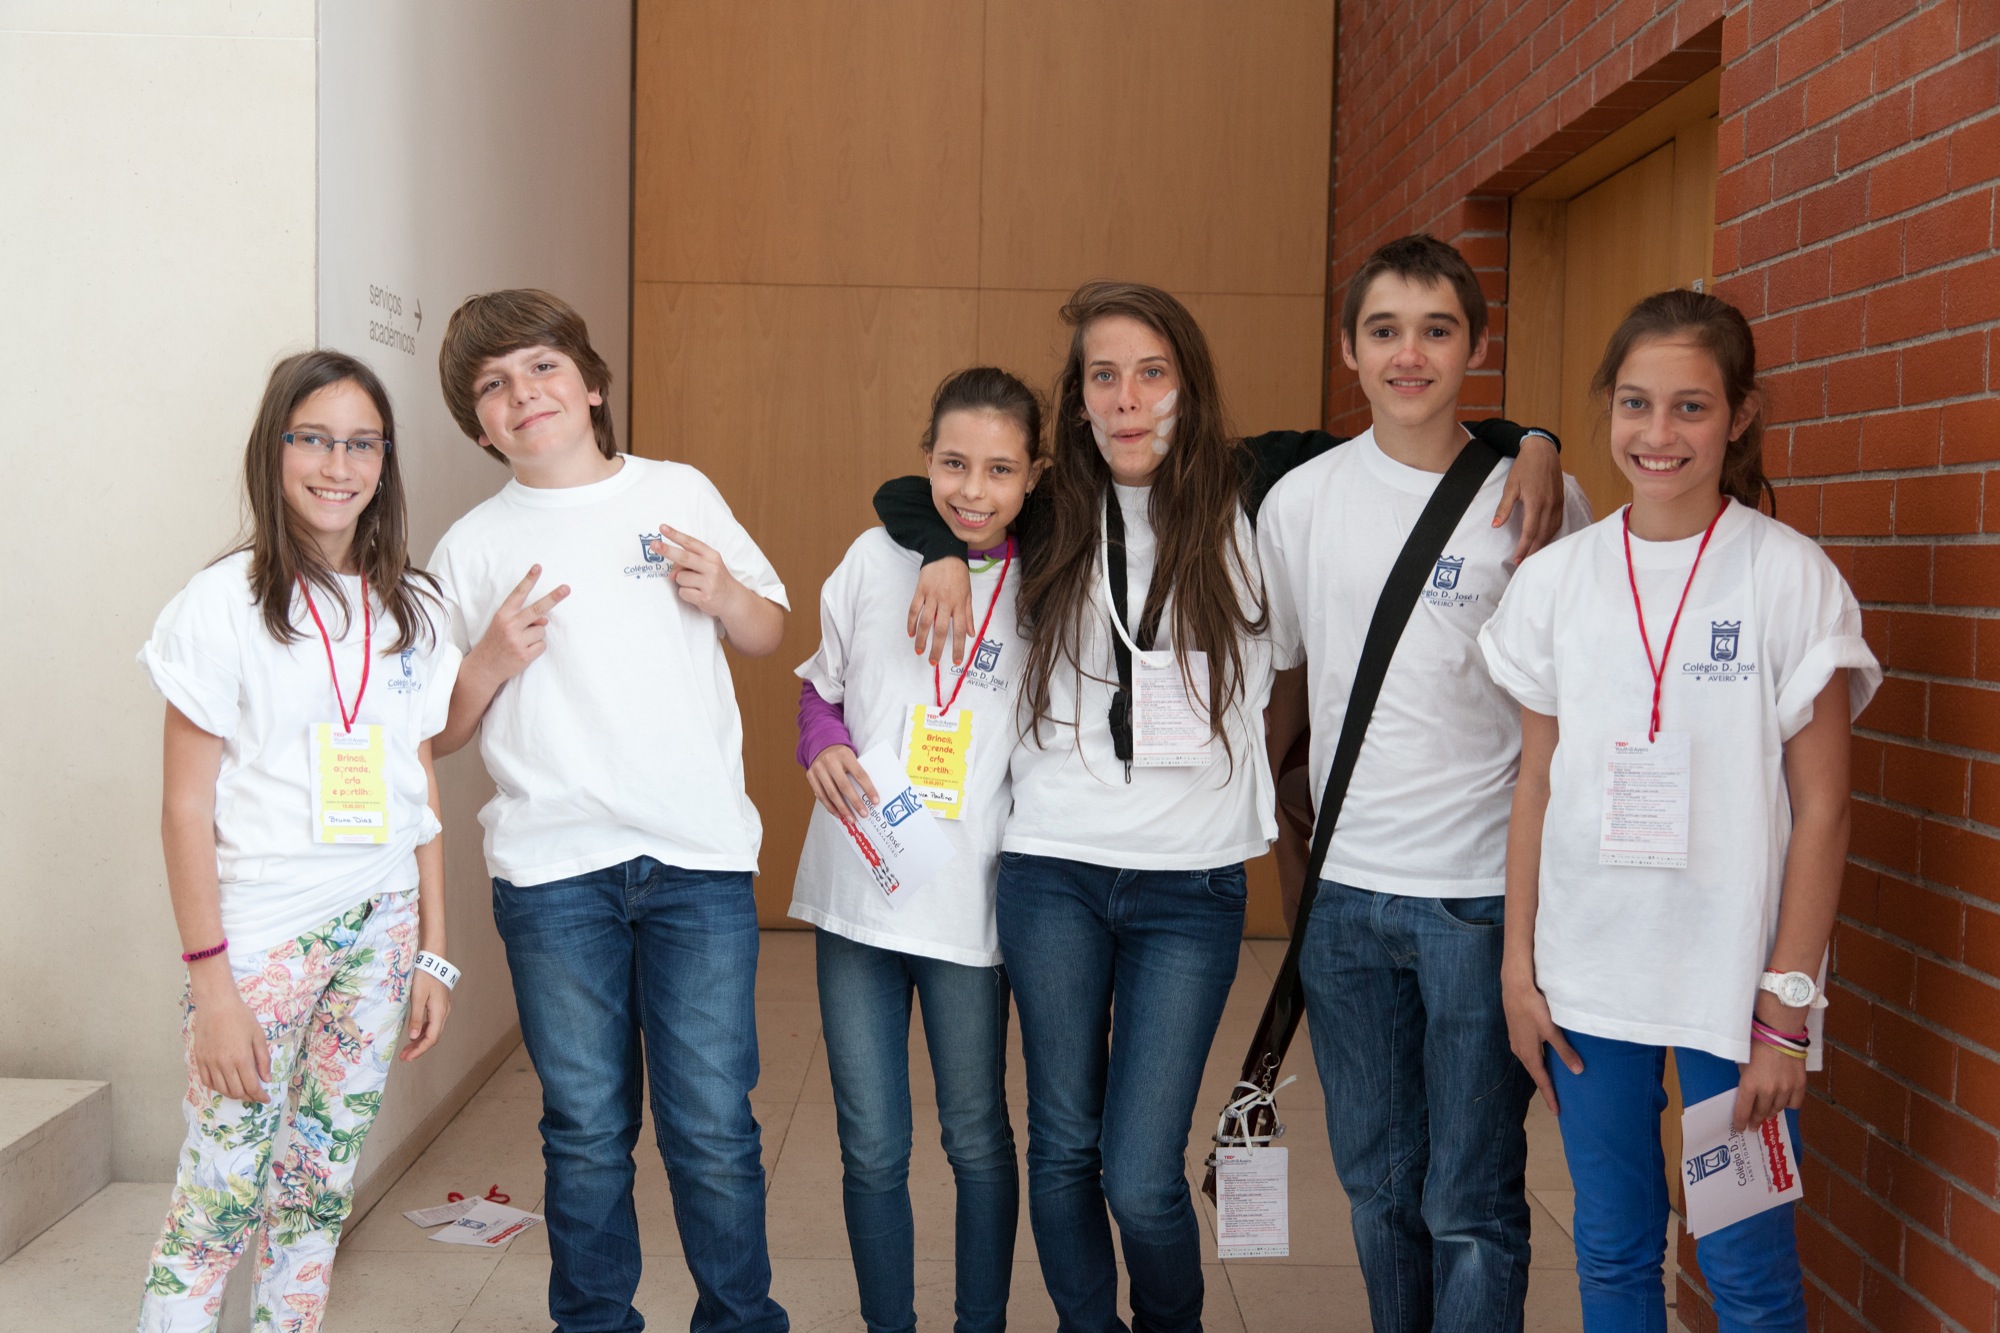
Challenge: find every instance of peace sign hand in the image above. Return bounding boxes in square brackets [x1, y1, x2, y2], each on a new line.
[469, 564, 570, 685]
[652, 525, 751, 621]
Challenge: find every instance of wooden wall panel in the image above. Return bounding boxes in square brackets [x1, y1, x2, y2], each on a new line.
[977, 289, 1325, 435]
[632, 281, 980, 916]
[635, 0, 983, 287]
[980, 0, 1333, 296]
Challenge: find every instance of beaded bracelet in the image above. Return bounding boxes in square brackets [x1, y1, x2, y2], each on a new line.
[181, 939, 228, 963]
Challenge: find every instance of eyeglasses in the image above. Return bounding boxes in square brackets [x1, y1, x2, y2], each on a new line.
[283, 431, 392, 458]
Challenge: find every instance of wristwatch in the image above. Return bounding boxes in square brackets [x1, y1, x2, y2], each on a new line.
[1759, 969, 1821, 1009]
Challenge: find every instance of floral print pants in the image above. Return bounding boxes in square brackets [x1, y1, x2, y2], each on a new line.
[138, 889, 416, 1333]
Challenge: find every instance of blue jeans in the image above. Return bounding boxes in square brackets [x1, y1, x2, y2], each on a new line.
[995, 851, 1246, 1333]
[1299, 882, 1535, 1333]
[1551, 1031, 1807, 1333]
[815, 929, 1019, 1333]
[492, 857, 786, 1333]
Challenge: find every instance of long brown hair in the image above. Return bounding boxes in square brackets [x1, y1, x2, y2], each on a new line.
[1590, 289, 1776, 514]
[239, 350, 440, 650]
[1017, 281, 1264, 752]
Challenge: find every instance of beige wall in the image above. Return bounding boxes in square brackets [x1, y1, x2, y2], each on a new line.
[0, 0, 320, 1182]
[0, 0, 630, 1187]
[633, 0, 1335, 934]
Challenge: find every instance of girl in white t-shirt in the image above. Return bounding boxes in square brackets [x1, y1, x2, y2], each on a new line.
[790, 367, 1045, 1333]
[1480, 291, 1880, 1332]
[137, 350, 463, 1332]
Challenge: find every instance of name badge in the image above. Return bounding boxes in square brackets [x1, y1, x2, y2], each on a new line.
[1213, 1146, 1289, 1258]
[1599, 732, 1691, 867]
[1133, 650, 1214, 767]
[900, 705, 975, 821]
[313, 723, 390, 844]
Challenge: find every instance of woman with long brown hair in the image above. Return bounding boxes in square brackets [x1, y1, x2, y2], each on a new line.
[136, 350, 459, 1330]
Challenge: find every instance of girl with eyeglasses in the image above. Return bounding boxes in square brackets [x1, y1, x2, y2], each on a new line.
[136, 350, 461, 1332]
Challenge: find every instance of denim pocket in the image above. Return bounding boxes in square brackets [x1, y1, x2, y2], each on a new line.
[1204, 864, 1249, 903]
[1432, 894, 1504, 929]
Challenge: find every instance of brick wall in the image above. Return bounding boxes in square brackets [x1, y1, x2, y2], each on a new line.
[1325, 1, 2000, 1328]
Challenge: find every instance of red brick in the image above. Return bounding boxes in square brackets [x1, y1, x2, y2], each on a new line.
[1883, 742, 1972, 815]
[1827, 1043, 1915, 1136]
[1913, 955, 2000, 1047]
[1847, 0, 1922, 45]
[1986, 470, 2000, 532]
[1799, 293, 1868, 359]
[1945, 255, 2000, 328]
[1827, 980, 1876, 1051]
[1769, 250, 1833, 312]
[1828, 349, 1902, 414]
[1823, 477, 1897, 533]
[1874, 2, 1966, 89]
[1909, 1090, 2000, 1192]
[1948, 112, 2000, 190]
[1838, 88, 1915, 171]
[1887, 608, 1976, 675]
[1775, 125, 1839, 198]
[1870, 141, 1954, 219]
[1914, 46, 2000, 137]
[1854, 734, 1890, 797]
[1904, 188, 1995, 271]
[1845, 543, 1934, 604]
[1942, 397, 2000, 463]
[1713, 220, 1742, 277]
[1802, 174, 1872, 245]
[1968, 0, 2000, 47]
[1896, 471, 1985, 535]
[1875, 873, 1967, 958]
[1861, 407, 1944, 469]
[1719, 157, 1776, 221]
[1837, 922, 1921, 1005]
[1853, 795, 1924, 873]
[1867, 272, 1949, 345]
[1748, 84, 1809, 157]
[1827, 1169, 1907, 1270]
[1776, 480, 1822, 534]
[1864, 1133, 1955, 1234]
[1930, 680, 2000, 748]
[1967, 898, 2000, 974]
[1870, 1006, 1960, 1103]
[1806, 1095, 1874, 1180]
[1805, 49, 1876, 127]
[1766, 364, 1829, 422]
[1981, 618, 2000, 682]
[1902, 331, 1988, 405]
[1747, 0, 1812, 46]
[1973, 760, 2000, 825]
[1949, 1187, 2000, 1277]
[1860, 1265, 1946, 1332]
[1961, 1049, 2000, 1130]
[1743, 198, 1805, 264]
[1798, 1207, 1867, 1307]
[1901, 1227, 2000, 1331]
[1831, 221, 1905, 294]
[1777, 6, 1845, 85]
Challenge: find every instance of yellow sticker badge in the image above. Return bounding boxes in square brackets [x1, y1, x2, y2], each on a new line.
[313, 723, 390, 844]
[902, 706, 974, 821]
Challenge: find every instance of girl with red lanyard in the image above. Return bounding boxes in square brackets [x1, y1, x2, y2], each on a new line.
[789, 367, 1046, 1333]
[1480, 291, 1880, 1332]
[137, 350, 461, 1333]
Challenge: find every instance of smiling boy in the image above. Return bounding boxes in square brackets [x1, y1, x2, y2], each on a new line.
[1256, 236, 1591, 1333]
[428, 289, 789, 1333]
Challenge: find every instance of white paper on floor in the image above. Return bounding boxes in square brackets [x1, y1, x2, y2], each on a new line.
[427, 1198, 545, 1247]
[402, 1197, 482, 1228]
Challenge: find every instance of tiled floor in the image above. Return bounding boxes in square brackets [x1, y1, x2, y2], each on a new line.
[1, 931, 1680, 1331]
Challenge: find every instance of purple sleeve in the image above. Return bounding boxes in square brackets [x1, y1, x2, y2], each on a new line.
[796, 679, 854, 769]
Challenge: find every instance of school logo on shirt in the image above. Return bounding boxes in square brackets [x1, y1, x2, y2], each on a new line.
[625, 533, 673, 580]
[975, 639, 1003, 674]
[945, 637, 1009, 694]
[1682, 617, 1757, 682]
[386, 646, 423, 695]
[1422, 555, 1482, 609]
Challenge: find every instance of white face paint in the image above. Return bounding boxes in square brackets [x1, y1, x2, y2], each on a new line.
[1150, 389, 1178, 455]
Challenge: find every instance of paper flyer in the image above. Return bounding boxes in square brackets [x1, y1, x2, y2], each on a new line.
[1213, 1146, 1289, 1258]
[426, 1198, 545, 1248]
[1679, 1089, 1803, 1237]
[832, 745, 957, 905]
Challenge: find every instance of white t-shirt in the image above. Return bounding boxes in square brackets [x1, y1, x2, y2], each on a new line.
[1002, 483, 1278, 870]
[429, 455, 788, 887]
[790, 529, 1018, 966]
[138, 551, 460, 952]
[1257, 430, 1594, 897]
[1479, 501, 1881, 1064]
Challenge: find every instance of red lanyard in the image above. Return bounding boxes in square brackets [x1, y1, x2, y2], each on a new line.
[933, 542, 1012, 714]
[1622, 501, 1727, 742]
[299, 575, 371, 733]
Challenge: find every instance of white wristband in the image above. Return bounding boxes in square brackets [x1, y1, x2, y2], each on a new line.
[414, 951, 460, 990]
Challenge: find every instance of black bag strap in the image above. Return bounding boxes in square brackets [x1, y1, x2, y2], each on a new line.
[1105, 487, 1165, 781]
[1245, 434, 1506, 1084]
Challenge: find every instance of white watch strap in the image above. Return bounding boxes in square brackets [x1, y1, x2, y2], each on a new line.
[414, 951, 460, 990]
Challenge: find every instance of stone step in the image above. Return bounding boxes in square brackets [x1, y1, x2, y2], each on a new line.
[0, 1079, 112, 1263]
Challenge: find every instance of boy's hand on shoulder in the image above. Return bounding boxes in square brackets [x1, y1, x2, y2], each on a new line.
[469, 564, 569, 686]
[1494, 432, 1566, 564]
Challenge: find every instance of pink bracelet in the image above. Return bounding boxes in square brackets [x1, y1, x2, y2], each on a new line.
[1751, 1018, 1809, 1044]
[181, 939, 228, 963]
